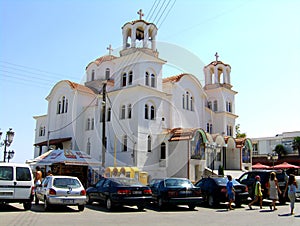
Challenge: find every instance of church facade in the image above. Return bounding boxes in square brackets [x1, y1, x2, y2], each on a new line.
[33, 12, 252, 182]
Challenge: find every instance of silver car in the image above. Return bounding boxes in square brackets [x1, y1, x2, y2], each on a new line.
[35, 175, 86, 211]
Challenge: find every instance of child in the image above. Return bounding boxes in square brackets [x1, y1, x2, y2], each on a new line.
[284, 174, 298, 215]
[226, 175, 235, 210]
[248, 175, 263, 209]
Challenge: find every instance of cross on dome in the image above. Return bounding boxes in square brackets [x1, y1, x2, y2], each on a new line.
[137, 9, 144, 20]
[107, 44, 113, 55]
[215, 52, 219, 61]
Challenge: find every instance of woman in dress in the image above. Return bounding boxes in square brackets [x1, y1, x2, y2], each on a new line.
[267, 172, 281, 210]
[284, 174, 298, 215]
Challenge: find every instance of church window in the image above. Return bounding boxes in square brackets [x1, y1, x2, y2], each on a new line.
[91, 118, 94, 130]
[105, 68, 110, 80]
[206, 123, 210, 133]
[147, 135, 152, 152]
[107, 107, 111, 121]
[122, 72, 127, 87]
[160, 142, 166, 159]
[128, 71, 133, 85]
[190, 96, 194, 111]
[87, 138, 91, 155]
[86, 118, 91, 130]
[226, 101, 232, 113]
[182, 94, 185, 109]
[213, 100, 218, 112]
[65, 99, 68, 113]
[128, 104, 132, 119]
[62, 96, 65, 113]
[121, 105, 126, 119]
[207, 101, 212, 110]
[57, 101, 61, 114]
[150, 105, 155, 120]
[144, 104, 149, 119]
[210, 124, 213, 134]
[227, 125, 233, 136]
[122, 135, 128, 152]
[151, 74, 156, 87]
[186, 92, 189, 110]
[91, 70, 95, 81]
[145, 72, 149, 86]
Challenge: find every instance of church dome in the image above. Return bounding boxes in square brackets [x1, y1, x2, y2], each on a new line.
[85, 55, 118, 70]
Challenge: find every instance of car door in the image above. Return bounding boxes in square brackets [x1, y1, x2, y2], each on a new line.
[100, 179, 111, 202]
[14, 166, 33, 200]
[91, 178, 105, 201]
[0, 165, 14, 199]
[36, 177, 50, 201]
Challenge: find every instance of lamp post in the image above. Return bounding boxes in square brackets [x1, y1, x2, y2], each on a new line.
[0, 128, 15, 162]
[267, 151, 278, 169]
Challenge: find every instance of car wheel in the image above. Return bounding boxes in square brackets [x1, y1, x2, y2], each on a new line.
[188, 204, 196, 210]
[137, 205, 145, 211]
[23, 202, 32, 210]
[78, 205, 85, 211]
[86, 194, 92, 205]
[208, 195, 214, 207]
[106, 197, 113, 211]
[44, 197, 51, 211]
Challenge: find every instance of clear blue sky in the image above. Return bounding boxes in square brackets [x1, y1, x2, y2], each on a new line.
[0, 0, 299, 163]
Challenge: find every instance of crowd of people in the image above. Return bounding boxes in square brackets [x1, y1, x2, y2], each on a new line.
[226, 172, 298, 215]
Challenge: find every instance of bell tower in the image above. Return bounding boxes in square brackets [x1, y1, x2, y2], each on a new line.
[120, 9, 158, 57]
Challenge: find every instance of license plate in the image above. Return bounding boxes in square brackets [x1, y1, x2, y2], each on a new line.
[180, 191, 192, 194]
[63, 199, 74, 204]
[235, 189, 241, 192]
[132, 191, 142, 194]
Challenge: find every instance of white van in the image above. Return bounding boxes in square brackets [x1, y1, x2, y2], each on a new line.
[0, 163, 34, 210]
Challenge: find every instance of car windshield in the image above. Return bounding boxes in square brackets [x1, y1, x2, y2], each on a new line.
[164, 178, 193, 187]
[214, 178, 240, 185]
[53, 178, 81, 188]
[112, 178, 142, 186]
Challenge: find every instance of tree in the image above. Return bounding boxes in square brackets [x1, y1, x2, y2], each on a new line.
[274, 144, 287, 158]
[235, 124, 246, 138]
[292, 136, 300, 157]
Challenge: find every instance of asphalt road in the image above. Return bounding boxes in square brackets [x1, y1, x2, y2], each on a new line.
[0, 202, 299, 226]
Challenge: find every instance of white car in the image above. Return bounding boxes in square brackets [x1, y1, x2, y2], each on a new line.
[35, 175, 86, 211]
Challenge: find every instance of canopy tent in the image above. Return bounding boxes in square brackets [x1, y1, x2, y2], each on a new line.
[28, 149, 102, 167]
[252, 162, 270, 169]
[273, 162, 300, 169]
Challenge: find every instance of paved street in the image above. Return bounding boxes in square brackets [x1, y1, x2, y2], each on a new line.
[0, 202, 299, 226]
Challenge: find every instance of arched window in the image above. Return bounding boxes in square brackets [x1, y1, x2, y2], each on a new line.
[128, 71, 133, 85]
[144, 104, 149, 119]
[150, 105, 155, 120]
[145, 72, 149, 86]
[62, 96, 65, 113]
[186, 92, 189, 110]
[123, 135, 127, 152]
[207, 101, 212, 110]
[213, 100, 218, 112]
[228, 102, 232, 113]
[91, 70, 95, 81]
[105, 68, 110, 80]
[190, 96, 193, 111]
[121, 105, 126, 119]
[91, 118, 94, 130]
[65, 99, 68, 113]
[87, 118, 91, 130]
[160, 142, 166, 159]
[122, 72, 127, 87]
[107, 107, 111, 121]
[57, 101, 61, 114]
[128, 104, 132, 119]
[206, 123, 210, 133]
[182, 94, 185, 109]
[87, 138, 91, 155]
[151, 73, 155, 87]
[147, 135, 152, 152]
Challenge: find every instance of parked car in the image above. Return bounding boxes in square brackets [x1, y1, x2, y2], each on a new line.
[149, 178, 202, 210]
[0, 163, 34, 210]
[35, 175, 86, 211]
[194, 176, 249, 207]
[86, 177, 152, 211]
[236, 170, 288, 204]
[295, 176, 300, 200]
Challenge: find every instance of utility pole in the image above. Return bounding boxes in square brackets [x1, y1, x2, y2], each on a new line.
[101, 82, 107, 168]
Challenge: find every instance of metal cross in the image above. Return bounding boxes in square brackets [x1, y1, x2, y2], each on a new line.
[215, 52, 219, 61]
[137, 9, 144, 20]
[107, 44, 113, 55]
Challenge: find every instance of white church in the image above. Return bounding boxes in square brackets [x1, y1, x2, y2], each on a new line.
[33, 11, 252, 182]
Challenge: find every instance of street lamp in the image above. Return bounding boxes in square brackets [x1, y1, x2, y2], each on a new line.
[267, 151, 278, 169]
[0, 128, 15, 162]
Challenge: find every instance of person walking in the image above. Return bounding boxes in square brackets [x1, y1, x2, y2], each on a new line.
[34, 166, 43, 205]
[226, 175, 235, 210]
[266, 172, 281, 210]
[248, 175, 263, 209]
[283, 174, 298, 215]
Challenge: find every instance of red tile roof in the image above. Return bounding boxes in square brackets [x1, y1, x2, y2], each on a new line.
[65, 80, 95, 94]
[163, 73, 188, 83]
[86, 55, 118, 69]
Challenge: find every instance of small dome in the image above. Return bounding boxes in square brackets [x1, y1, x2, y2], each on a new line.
[86, 55, 118, 70]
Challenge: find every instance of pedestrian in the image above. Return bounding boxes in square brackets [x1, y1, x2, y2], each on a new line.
[47, 170, 53, 176]
[283, 174, 298, 215]
[248, 175, 263, 209]
[226, 175, 235, 210]
[34, 166, 43, 204]
[266, 172, 281, 210]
